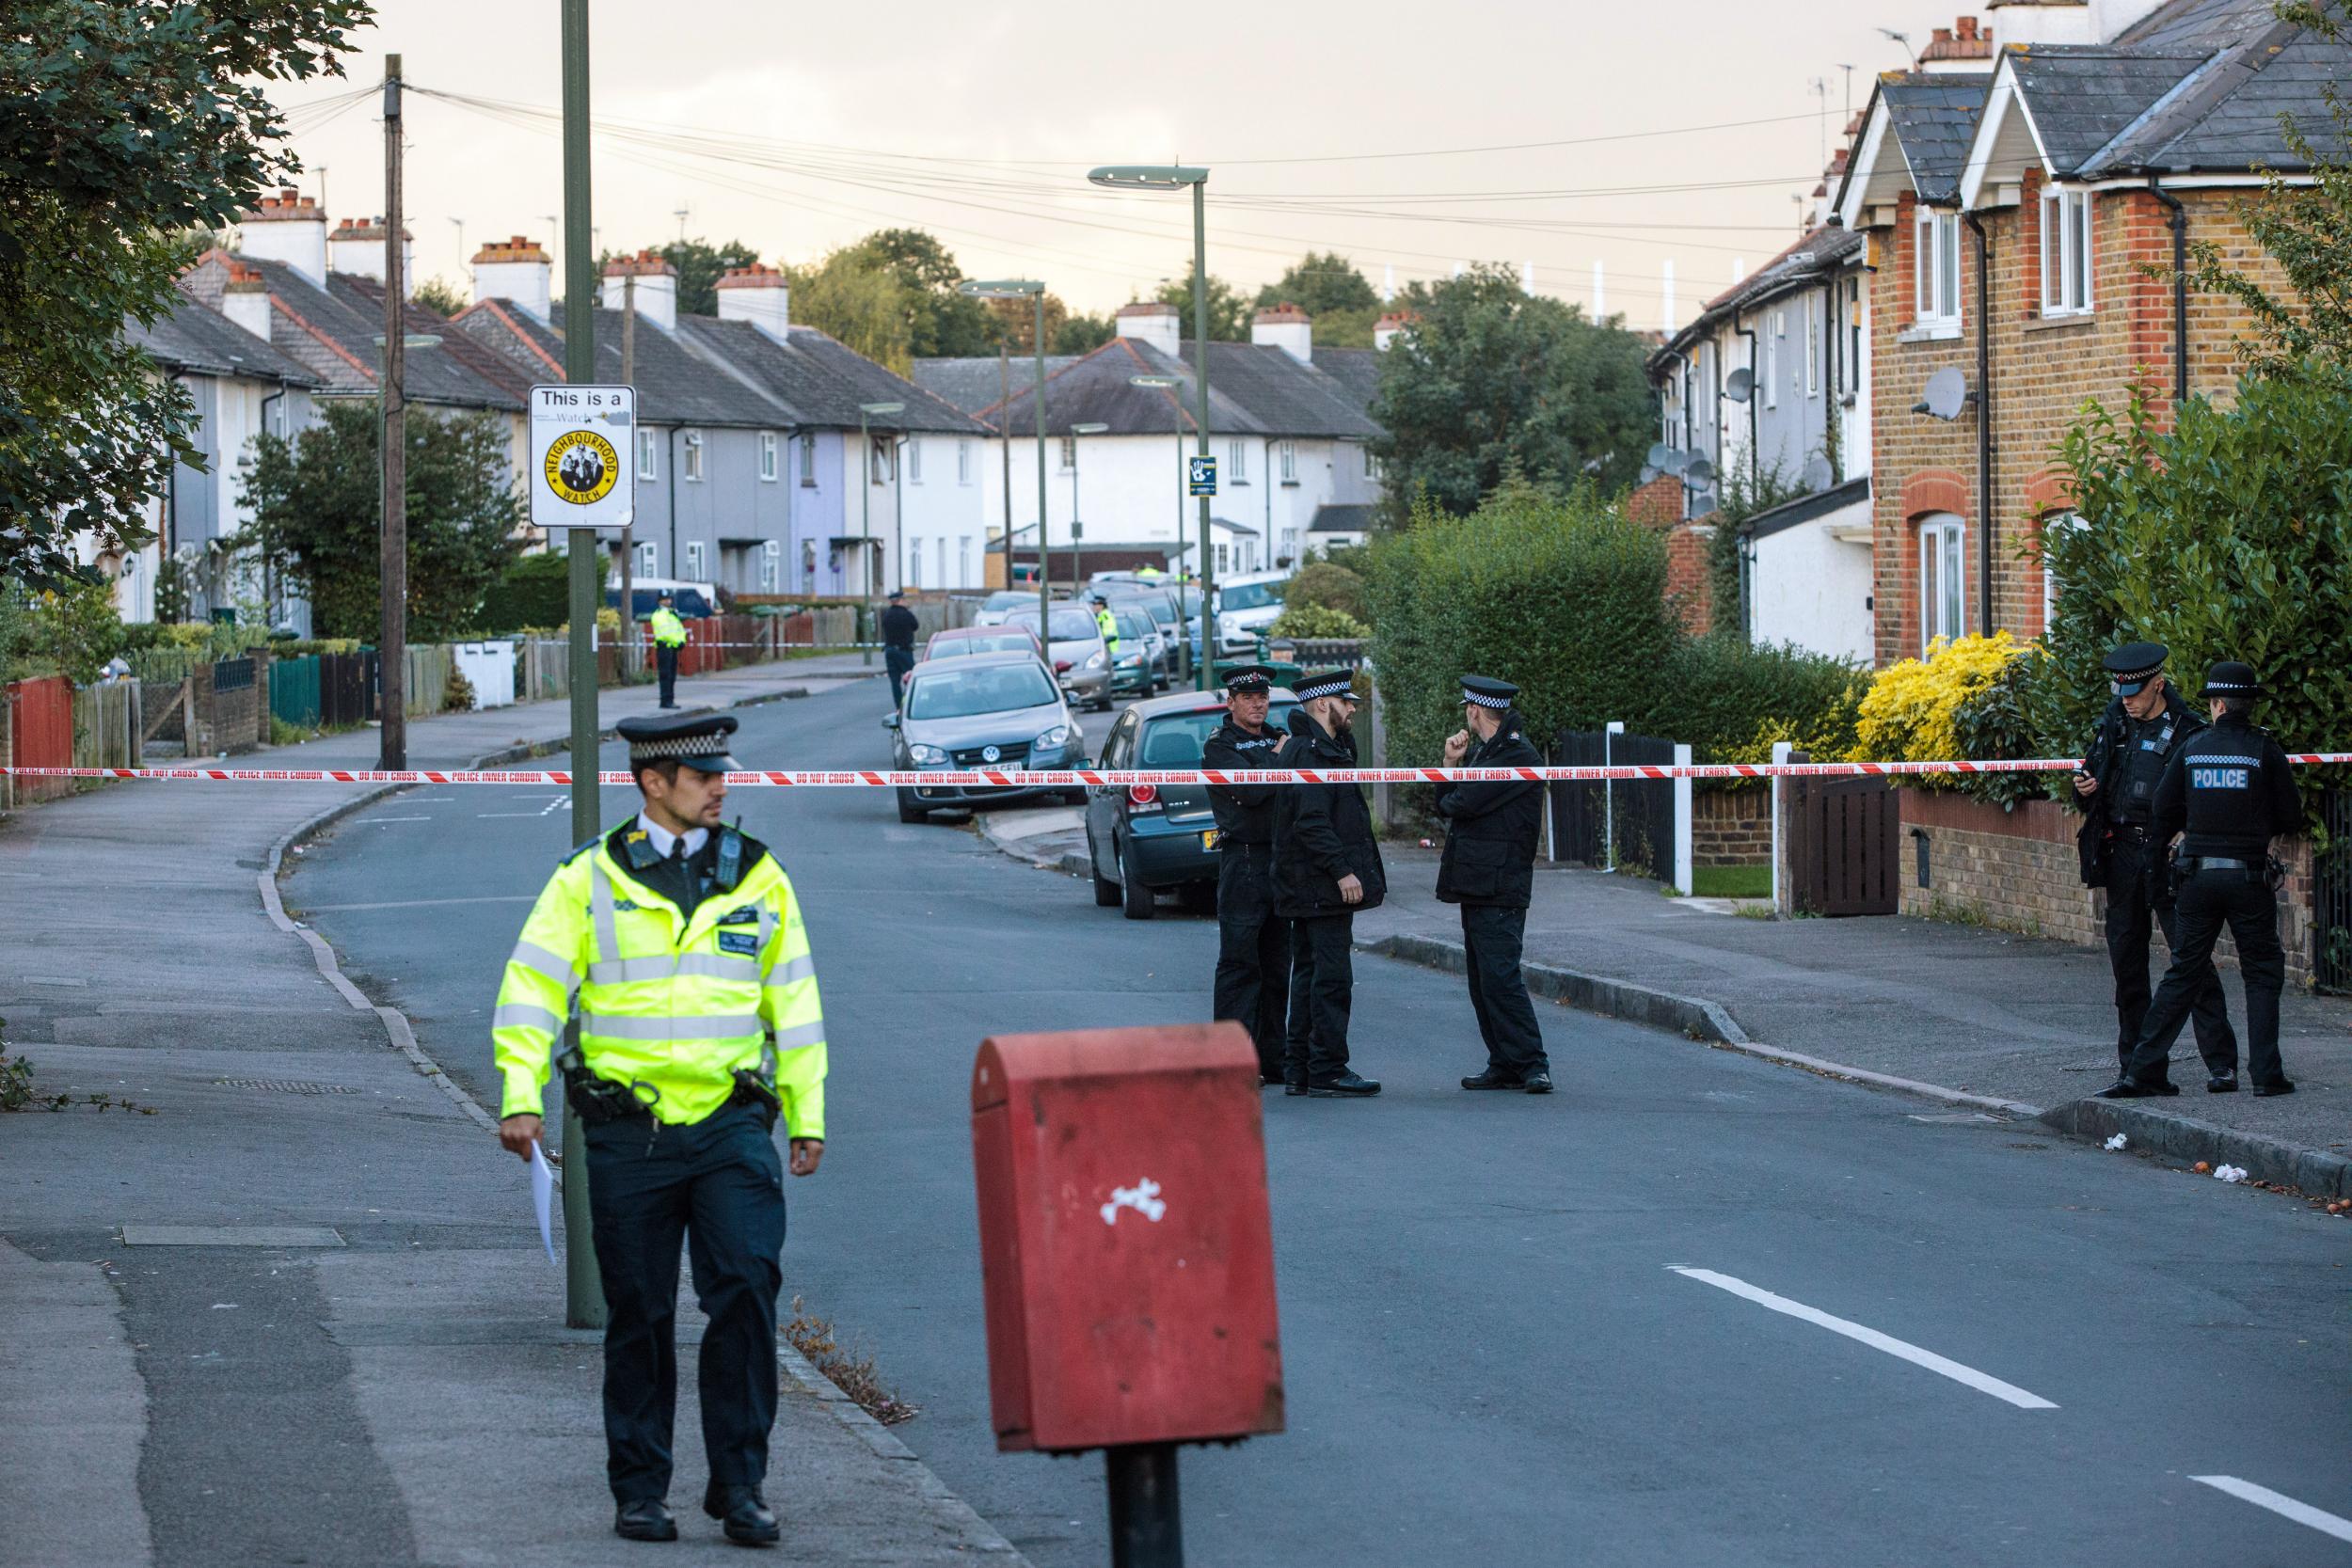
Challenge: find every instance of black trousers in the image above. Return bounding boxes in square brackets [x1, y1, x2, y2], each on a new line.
[2104, 837, 2236, 1074]
[656, 643, 681, 708]
[1462, 903, 1547, 1077]
[1282, 913, 1355, 1085]
[884, 647, 914, 710]
[1212, 845, 1290, 1079]
[584, 1102, 787, 1504]
[2125, 872, 2286, 1088]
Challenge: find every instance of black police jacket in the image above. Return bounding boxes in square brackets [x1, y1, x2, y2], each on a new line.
[1273, 709, 1386, 918]
[2151, 715, 2299, 861]
[2075, 689, 2203, 884]
[1435, 717, 1543, 909]
[879, 605, 920, 651]
[1201, 718, 1287, 845]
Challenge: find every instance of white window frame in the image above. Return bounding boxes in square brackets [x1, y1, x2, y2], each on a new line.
[799, 432, 818, 487]
[1279, 439, 1297, 483]
[869, 436, 892, 485]
[760, 539, 781, 592]
[1363, 446, 1383, 480]
[1230, 438, 1248, 483]
[1058, 436, 1076, 472]
[638, 428, 659, 483]
[1805, 293, 1821, 397]
[1215, 542, 1231, 574]
[1918, 515, 1965, 653]
[935, 536, 946, 587]
[957, 536, 971, 586]
[758, 431, 778, 483]
[1915, 207, 1962, 327]
[908, 437, 924, 484]
[2040, 511, 2077, 631]
[682, 430, 705, 483]
[957, 437, 973, 484]
[906, 535, 922, 587]
[1766, 310, 1782, 410]
[2041, 186, 2094, 316]
[637, 541, 658, 578]
[683, 540, 707, 581]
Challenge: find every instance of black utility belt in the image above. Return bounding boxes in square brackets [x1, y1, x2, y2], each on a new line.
[2176, 854, 2285, 890]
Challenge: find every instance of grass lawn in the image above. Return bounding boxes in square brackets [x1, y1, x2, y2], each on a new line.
[1692, 863, 1772, 899]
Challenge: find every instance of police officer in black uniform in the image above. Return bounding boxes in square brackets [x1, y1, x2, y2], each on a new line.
[1201, 665, 1292, 1084]
[880, 589, 919, 711]
[1274, 668, 1384, 1097]
[2102, 661, 2299, 1099]
[2074, 641, 2239, 1085]
[1438, 675, 1552, 1095]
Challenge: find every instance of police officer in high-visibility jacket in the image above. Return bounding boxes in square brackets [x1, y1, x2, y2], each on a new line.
[493, 708, 823, 1547]
[649, 592, 690, 710]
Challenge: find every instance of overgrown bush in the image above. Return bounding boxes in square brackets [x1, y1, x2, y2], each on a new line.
[23, 578, 126, 684]
[1281, 562, 1368, 623]
[1659, 636, 1865, 767]
[1269, 604, 1366, 639]
[476, 549, 575, 634]
[1951, 644, 2062, 809]
[1850, 632, 2026, 791]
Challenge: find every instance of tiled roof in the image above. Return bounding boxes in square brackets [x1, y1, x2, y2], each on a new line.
[909, 354, 1076, 415]
[676, 318, 991, 435]
[129, 286, 318, 385]
[1309, 503, 1375, 533]
[1302, 346, 1381, 413]
[2009, 47, 2212, 172]
[1656, 226, 1865, 367]
[459, 302, 789, 428]
[1883, 76, 1991, 203]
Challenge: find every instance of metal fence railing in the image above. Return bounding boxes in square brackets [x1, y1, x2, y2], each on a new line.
[2314, 789, 2352, 992]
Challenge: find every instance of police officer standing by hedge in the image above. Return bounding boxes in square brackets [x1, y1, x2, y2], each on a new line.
[1438, 675, 1552, 1095]
[880, 589, 919, 712]
[2102, 661, 2299, 1099]
[1202, 664, 1291, 1084]
[492, 709, 827, 1546]
[649, 591, 689, 710]
[1274, 668, 1384, 1098]
[2074, 641, 2239, 1085]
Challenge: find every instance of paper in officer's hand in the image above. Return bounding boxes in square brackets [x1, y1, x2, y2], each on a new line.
[531, 1141, 557, 1263]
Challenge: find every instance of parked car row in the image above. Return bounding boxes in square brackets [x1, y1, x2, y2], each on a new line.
[1084, 685, 1299, 920]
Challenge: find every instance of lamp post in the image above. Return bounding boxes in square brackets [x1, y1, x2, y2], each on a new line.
[1089, 165, 1214, 689]
[1069, 420, 1107, 588]
[960, 279, 1050, 631]
[857, 400, 903, 663]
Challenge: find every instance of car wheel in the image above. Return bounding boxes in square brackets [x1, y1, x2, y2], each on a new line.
[1089, 827, 1120, 907]
[896, 790, 928, 825]
[1119, 836, 1155, 921]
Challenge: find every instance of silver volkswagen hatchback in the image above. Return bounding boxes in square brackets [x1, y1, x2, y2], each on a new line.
[882, 650, 1088, 823]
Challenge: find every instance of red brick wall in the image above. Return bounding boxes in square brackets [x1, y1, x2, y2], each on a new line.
[1626, 471, 1682, 527]
[1694, 785, 1771, 865]
[1663, 521, 1713, 636]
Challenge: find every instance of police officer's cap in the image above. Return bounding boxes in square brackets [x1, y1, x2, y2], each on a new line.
[887, 588, 905, 601]
[2200, 659, 2266, 700]
[2104, 641, 2169, 695]
[1459, 673, 1519, 710]
[1222, 664, 1278, 694]
[617, 708, 739, 774]
[657, 590, 675, 602]
[1294, 667, 1358, 704]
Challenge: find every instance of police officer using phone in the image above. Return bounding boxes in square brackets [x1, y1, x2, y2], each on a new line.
[2074, 642, 2238, 1086]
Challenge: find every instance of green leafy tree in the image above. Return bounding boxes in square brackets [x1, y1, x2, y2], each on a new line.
[1053, 310, 1116, 355]
[1153, 263, 1250, 341]
[0, 0, 369, 586]
[412, 275, 468, 317]
[23, 577, 126, 684]
[854, 229, 995, 357]
[1368, 263, 1656, 516]
[788, 246, 919, 371]
[1255, 251, 1379, 319]
[238, 401, 522, 641]
[659, 239, 759, 318]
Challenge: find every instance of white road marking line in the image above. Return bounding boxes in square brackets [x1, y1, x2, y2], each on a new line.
[364, 816, 431, 823]
[540, 795, 569, 816]
[1669, 1267, 2058, 1410]
[2192, 1477, 2352, 1543]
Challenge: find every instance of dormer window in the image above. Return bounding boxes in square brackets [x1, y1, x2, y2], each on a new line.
[2041, 185, 2093, 316]
[1915, 208, 1962, 328]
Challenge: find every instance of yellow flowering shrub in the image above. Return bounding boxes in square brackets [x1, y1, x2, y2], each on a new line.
[1851, 632, 2026, 768]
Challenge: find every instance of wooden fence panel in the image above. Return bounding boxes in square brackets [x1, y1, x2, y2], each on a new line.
[6, 676, 74, 803]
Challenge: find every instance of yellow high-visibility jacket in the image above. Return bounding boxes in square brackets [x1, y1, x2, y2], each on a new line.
[492, 825, 826, 1138]
[649, 607, 689, 647]
[1094, 607, 1119, 652]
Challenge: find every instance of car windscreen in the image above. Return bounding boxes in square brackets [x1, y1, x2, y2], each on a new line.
[982, 591, 1035, 610]
[1113, 611, 1153, 639]
[1010, 610, 1099, 641]
[1219, 580, 1284, 613]
[938, 632, 1034, 657]
[905, 663, 1057, 721]
[1136, 704, 1298, 767]
[1111, 591, 1178, 624]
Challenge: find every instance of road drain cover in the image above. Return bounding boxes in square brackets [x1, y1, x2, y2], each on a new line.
[214, 1079, 362, 1095]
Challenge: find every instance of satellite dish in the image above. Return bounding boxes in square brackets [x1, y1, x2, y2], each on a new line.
[1914, 367, 1971, 421]
[1661, 447, 1691, 475]
[1638, 465, 1661, 486]
[1802, 454, 1835, 492]
[1645, 442, 1673, 469]
[1685, 456, 1719, 486]
[1724, 367, 1754, 404]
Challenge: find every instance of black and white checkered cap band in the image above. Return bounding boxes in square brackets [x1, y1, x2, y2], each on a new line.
[1295, 675, 1355, 702]
[2205, 680, 2256, 690]
[628, 735, 734, 761]
[2109, 663, 2162, 687]
[1462, 689, 1513, 710]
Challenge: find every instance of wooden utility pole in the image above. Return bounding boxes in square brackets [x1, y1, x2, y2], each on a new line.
[378, 53, 407, 767]
[618, 273, 637, 676]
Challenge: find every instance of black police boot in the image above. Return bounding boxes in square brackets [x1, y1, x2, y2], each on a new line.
[1521, 1070, 1554, 1095]
[1307, 1071, 1380, 1098]
[1460, 1069, 1519, 1090]
[614, 1498, 678, 1542]
[704, 1484, 780, 1546]
[2094, 1077, 2180, 1099]
[2206, 1071, 2238, 1093]
[2253, 1078, 2296, 1098]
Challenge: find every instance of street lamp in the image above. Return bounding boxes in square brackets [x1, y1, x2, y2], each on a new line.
[1089, 164, 1216, 689]
[1069, 421, 1107, 588]
[858, 400, 903, 663]
[960, 278, 1051, 631]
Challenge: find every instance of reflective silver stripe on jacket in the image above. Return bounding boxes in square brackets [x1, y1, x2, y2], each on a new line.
[506, 940, 579, 988]
[769, 1019, 827, 1053]
[757, 901, 778, 961]
[580, 1013, 765, 1041]
[585, 952, 762, 985]
[771, 952, 818, 986]
[493, 1002, 563, 1036]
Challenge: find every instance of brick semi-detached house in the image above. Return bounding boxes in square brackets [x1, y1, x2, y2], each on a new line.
[1836, 0, 2336, 670]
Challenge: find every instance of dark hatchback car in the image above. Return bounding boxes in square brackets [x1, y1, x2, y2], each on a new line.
[884, 651, 1087, 823]
[1084, 687, 1297, 919]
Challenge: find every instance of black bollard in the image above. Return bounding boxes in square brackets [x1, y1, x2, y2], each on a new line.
[1104, 1443, 1182, 1568]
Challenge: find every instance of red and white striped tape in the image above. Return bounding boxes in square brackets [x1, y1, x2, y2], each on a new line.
[6, 755, 2350, 789]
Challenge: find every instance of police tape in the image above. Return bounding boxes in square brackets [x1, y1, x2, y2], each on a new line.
[8, 755, 2352, 788]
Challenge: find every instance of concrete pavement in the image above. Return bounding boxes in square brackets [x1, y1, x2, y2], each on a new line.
[0, 656, 1025, 1566]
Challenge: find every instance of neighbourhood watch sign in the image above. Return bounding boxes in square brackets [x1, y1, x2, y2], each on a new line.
[530, 384, 636, 531]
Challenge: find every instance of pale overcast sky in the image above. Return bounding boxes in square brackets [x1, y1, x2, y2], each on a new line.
[267, 1, 1951, 324]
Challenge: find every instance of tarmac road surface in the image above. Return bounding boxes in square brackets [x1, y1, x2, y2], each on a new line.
[291, 679, 2352, 1568]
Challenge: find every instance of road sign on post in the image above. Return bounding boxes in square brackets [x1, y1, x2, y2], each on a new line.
[531, 385, 637, 532]
[1186, 455, 1217, 498]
